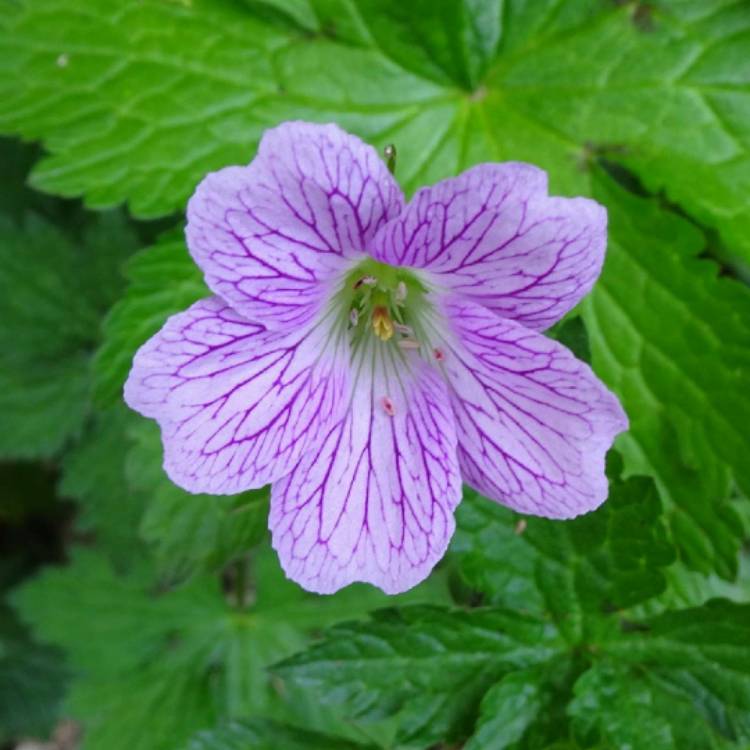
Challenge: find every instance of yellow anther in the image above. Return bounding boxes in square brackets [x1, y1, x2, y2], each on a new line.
[372, 306, 394, 341]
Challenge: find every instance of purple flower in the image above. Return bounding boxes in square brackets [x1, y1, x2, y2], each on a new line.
[125, 122, 628, 594]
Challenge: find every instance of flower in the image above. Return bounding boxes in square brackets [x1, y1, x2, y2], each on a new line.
[125, 121, 628, 595]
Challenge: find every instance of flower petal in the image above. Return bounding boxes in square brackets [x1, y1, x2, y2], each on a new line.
[187, 121, 404, 329]
[371, 163, 606, 331]
[435, 296, 627, 518]
[270, 347, 462, 594]
[124, 297, 349, 494]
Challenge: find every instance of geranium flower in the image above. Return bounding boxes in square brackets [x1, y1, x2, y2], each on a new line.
[125, 122, 628, 594]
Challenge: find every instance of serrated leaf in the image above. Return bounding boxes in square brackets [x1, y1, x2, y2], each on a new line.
[94, 230, 207, 405]
[13, 548, 448, 750]
[59, 404, 147, 569]
[0, 606, 68, 744]
[569, 661, 683, 750]
[126, 420, 268, 582]
[582, 173, 750, 579]
[3, 1, 750, 268]
[0, 213, 137, 458]
[275, 606, 564, 747]
[608, 599, 750, 745]
[571, 599, 750, 749]
[452, 475, 675, 641]
[486, 1, 750, 268]
[0, 0, 287, 217]
[352, 0, 502, 89]
[464, 668, 548, 750]
[184, 720, 372, 750]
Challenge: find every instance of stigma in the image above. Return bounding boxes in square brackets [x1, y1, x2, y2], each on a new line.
[372, 306, 394, 341]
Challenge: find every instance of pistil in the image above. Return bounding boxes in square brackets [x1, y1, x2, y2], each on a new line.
[372, 306, 394, 341]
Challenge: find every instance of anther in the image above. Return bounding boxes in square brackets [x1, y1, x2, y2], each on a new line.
[349, 308, 359, 326]
[393, 322, 413, 336]
[372, 306, 394, 341]
[433, 347, 445, 362]
[398, 338, 420, 350]
[381, 396, 396, 416]
[395, 281, 407, 304]
[384, 144, 397, 175]
[353, 275, 377, 290]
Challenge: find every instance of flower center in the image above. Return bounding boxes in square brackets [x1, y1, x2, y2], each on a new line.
[340, 257, 429, 351]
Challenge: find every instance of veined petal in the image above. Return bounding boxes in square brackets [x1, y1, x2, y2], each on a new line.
[187, 121, 404, 329]
[124, 297, 349, 495]
[270, 345, 462, 594]
[435, 296, 627, 518]
[371, 163, 606, 331]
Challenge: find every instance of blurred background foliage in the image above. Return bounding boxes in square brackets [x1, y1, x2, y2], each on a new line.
[1, 1, 749, 748]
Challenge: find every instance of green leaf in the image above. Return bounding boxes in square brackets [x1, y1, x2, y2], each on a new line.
[4, 1, 750, 268]
[610, 599, 750, 745]
[275, 606, 564, 747]
[59, 405, 147, 569]
[0, 213, 137, 458]
[245, 0, 319, 32]
[452, 475, 676, 639]
[184, 720, 372, 750]
[569, 661, 682, 750]
[485, 2, 750, 268]
[13, 547, 448, 750]
[464, 668, 549, 750]
[352, 0, 502, 89]
[127, 420, 268, 582]
[94, 230, 207, 405]
[0, 606, 68, 744]
[582, 173, 750, 579]
[570, 600, 750, 749]
[0, 0, 287, 217]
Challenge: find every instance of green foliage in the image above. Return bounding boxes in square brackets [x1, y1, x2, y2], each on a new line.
[583, 173, 750, 579]
[0, 606, 68, 744]
[13, 549, 449, 750]
[352, 0, 503, 89]
[3, 0, 750, 268]
[128, 421, 268, 582]
[58, 405, 147, 569]
[1, 0, 749, 748]
[0, 212, 137, 458]
[0, 0, 284, 217]
[452, 476, 676, 633]
[275, 605, 564, 747]
[278, 583, 750, 748]
[569, 600, 750, 750]
[94, 231, 207, 405]
[184, 720, 373, 750]
[463, 668, 551, 750]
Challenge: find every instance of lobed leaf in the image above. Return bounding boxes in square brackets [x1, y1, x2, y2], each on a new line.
[583, 174, 750, 579]
[0, 213, 137, 458]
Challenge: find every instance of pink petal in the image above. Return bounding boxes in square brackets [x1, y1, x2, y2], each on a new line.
[371, 163, 606, 331]
[438, 296, 627, 518]
[124, 297, 349, 494]
[187, 121, 404, 329]
[270, 350, 462, 594]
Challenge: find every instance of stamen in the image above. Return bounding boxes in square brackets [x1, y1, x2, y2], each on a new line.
[384, 144, 397, 174]
[398, 338, 420, 350]
[433, 347, 445, 362]
[353, 275, 377, 289]
[395, 281, 407, 304]
[381, 396, 396, 416]
[349, 308, 359, 326]
[393, 322, 413, 335]
[372, 306, 394, 341]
